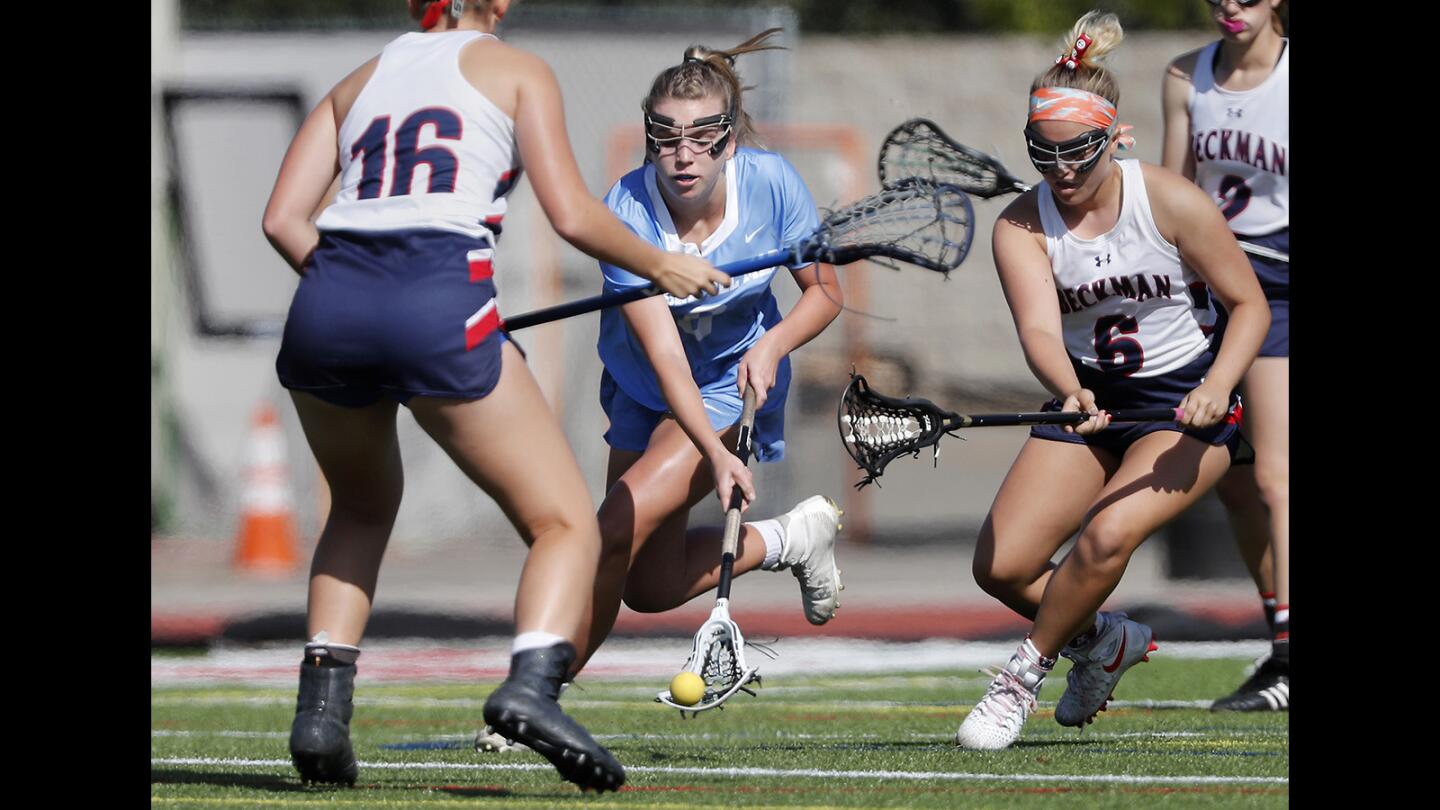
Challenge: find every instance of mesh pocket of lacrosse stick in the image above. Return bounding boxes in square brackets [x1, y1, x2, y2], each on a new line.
[878, 118, 1032, 199]
[838, 371, 958, 489]
[655, 598, 774, 715]
[803, 176, 977, 276]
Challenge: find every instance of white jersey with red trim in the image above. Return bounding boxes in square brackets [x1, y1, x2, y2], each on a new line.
[1187, 39, 1288, 236]
[1038, 159, 1217, 379]
[315, 30, 521, 243]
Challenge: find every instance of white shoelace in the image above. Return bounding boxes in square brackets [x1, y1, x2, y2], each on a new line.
[974, 667, 1038, 724]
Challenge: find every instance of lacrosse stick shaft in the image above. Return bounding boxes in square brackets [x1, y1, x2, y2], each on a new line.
[1237, 241, 1289, 264]
[500, 250, 793, 332]
[715, 385, 757, 602]
[942, 407, 1182, 431]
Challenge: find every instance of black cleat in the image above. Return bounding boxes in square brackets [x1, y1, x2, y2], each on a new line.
[483, 643, 625, 793]
[289, 660, 359, 785]
[1211, 656, 1289, 712]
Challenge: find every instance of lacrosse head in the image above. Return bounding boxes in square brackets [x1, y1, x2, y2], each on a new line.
[838, 371, 956, 488]
[798, 177, 975, 276]
[655, 598, 762, 715]
[878, 118, 1032, 199]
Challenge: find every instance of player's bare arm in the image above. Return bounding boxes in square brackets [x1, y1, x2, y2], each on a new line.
[505, 50, 728, 299]
[621, 296, 756, 510]
[1145, 164, 1269, 427]
[1160, 51, 1200, 178]
[992, 196, 1085, 402]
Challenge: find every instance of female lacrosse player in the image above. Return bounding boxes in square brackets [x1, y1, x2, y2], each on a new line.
[1161, 0, 1289, 714]
[581, 29, 844, 669]
[261, 0, 728, 791]
[951, 11, 1269, 750]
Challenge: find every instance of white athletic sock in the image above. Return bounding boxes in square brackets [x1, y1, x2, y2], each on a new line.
[304, 631, 360, 664]
[511, 631, 569, 656]
[750, 518, 784, 570]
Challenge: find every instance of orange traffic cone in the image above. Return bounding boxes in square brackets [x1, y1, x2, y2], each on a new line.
[233, 401, 300, 574]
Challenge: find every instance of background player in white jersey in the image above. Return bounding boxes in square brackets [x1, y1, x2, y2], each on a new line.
[261, 0, 727, 792]
[951, 11, 1269, 751]
[583, 31, 844, 670]
[1162, 0, 1289, 714]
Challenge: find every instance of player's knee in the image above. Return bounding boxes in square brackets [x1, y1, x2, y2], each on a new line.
[525, 504, 601, 551]
[972, 555, 1032, 601]
[1075, 519, 1139, 573]
[328, 487, 402, 527]
[1252, 460, 1288, 510]
[596, 504, 638, 561]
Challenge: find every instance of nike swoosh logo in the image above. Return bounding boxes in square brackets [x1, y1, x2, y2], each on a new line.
[1102, 633, 1127, 673]
[744, 225, 767, 243]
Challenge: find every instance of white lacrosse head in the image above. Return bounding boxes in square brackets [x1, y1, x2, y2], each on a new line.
[655, 598, 762, 715]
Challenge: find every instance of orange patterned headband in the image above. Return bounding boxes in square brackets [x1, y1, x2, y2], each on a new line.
[1028, 87, 1117, 130]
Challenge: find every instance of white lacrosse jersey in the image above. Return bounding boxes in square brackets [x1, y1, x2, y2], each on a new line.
[315, 31, 521, 242]
[1187, 39, 1288, 236]
[1038, 159, 1216, 379]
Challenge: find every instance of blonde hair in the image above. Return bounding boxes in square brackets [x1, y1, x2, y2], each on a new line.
[1030, 11, 1125, 108]
[643, 28, 786, 149]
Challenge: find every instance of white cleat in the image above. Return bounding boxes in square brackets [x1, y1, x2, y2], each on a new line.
[774, 496, 844, 625]
[474, 725, 531, 753]
[474, 681, 570, 754]
[1054, 612, 1157, 728]
[955, 642, 1049, 751]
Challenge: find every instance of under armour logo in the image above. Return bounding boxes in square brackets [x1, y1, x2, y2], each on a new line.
[1094, 253, 1111, 267]
[1226, 108, 1243, 118]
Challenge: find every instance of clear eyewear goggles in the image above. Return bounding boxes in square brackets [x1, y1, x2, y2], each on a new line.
[644, 112, 734, 157]
[1023, 124, 1115, 175]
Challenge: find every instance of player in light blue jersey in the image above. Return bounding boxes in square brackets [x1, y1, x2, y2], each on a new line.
[580, 30, 846, 675]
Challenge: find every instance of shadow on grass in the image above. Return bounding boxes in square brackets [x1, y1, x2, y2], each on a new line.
[150, 769, 311, 793]
[150, 768, 598, 800]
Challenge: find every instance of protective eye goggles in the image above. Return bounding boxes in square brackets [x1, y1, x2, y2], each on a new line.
[1204, 0, 1265, 7]
[644, 112, 735, 158]
[1023, 124, 1115, 175]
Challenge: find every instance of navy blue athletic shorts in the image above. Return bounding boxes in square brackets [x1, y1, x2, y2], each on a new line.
[277, 228, 506, 407]
[1213, 228, 1287, 358]
[1030, 344, 1244, 460]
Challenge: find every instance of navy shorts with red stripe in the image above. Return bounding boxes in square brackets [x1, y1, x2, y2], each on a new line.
[1029, 344, 1244, 459]
[277, 228, 506, 408]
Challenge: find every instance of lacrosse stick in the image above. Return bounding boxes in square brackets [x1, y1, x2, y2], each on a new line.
[500, 177, 975, 332]
[656, 385, 771, 715]
[838, 371, 1184, 489]
[878, 118, 1033, 199]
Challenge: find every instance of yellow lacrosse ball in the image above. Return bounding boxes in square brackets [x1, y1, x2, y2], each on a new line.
[669, 672, 706, 706]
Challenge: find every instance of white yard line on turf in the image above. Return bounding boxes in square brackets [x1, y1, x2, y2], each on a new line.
[150, 694, 1219, 710]
[152, 639, 1270, 687]
[150, 757, 1287, 786]
[154, 728, 1277, 742]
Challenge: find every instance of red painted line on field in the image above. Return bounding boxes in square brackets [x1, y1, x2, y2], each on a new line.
[610, 605, 1034, 641]
[435, 785, 512, 797]
[151, 615, 227, 644]
[152, 598, 1261, 645]
[1186, 604, 1265, 626]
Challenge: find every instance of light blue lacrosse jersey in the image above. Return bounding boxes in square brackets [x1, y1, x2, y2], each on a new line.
[597, 148, 821, 458]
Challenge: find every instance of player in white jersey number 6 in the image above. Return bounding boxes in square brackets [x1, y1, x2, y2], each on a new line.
[1162, 0, 1290, 714]
[951, 10, 1269, 751]
[261, 0, 728, 792]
